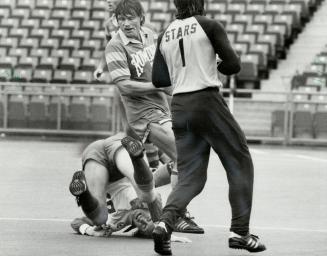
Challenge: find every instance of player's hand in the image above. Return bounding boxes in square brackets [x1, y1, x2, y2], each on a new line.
[93, 68, 104, 81]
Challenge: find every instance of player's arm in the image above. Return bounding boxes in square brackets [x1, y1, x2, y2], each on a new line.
[152, 32, 172, 88]
[115, 79, 166, 96]
[196, 16, 241, 75]
[105, 41, 167, 96]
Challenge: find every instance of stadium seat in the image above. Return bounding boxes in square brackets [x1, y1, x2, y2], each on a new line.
[40, 38, 60, 50]
[233, 42, 249, 55]
[54, 0, 73, 9]
[35, 0, 54, 9]
[91, 10, 106, 21]
[31, 69, 53, 83]
[80, 58, 98, 71]
[7, 94, 28, 128]
[72, 9, 90, 21]
[40, 19, 60, 30]
[0, 67, 11, 81]
[67, 96, 91, 130]
[30, 28, 50, 39]
[1, 18, 20, 29]
[0, 0, 14, 8]
[30, 9, 51, 20]
[51, 29, 71, 40]
[233, 14, 253, 26]
[61, 20, 80, 30]
[48, 96, 69, 129]
[80, 39, 102, 52]
[50, 49, 70, 59]
[28, 95, 49, 129]
[0, 27, 9, 39]
[0, 8, 10, 19]
[89, 96, 113, 131]
[71, 29, 90, 41]
[73, 0, 92, 10]
[236, 54, 260, 89]
[19, 38, 40, 51]
[0, 38, 19, 49]
[38, 56, 59, 69]
[91, 30, 106, 41]
[80, 20, 101, 31]
[8, 27, 29, 39]
[10, 68, 32, 82]
[16, 0, 35, 9]
[11, 8, 30, 19]
[72, 49, 91, 60]
[245, 4, 265, 14]
[8, 48, 28, 58]
[59, 57, 81, 70]
[207, 2, 227, 16]
[51, 9, 71, 20]
[92, 0, 107, 11]
[60, 39, 81, 51]
[51, 70, 73, 83]
[313, 111, 327, 138]
[0, 56, 18, 68]
[293, 110, 314, 138]
[72, 70, 93, 84]
[0, 46, 8, 57]
[20, 19, 40, 29]
[271, 109, 288, 137]
[226, 3, 246, 15]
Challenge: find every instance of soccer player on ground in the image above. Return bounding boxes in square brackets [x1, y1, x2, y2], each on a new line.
[69, 134, 168, 234]
[151, 0, 267, 254]
[105, 0, 203, 233]
[69, 134, 190, 243]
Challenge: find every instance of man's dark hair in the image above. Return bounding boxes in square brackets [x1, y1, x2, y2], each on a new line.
[115, 0, 145, 25]
[174, 0, 205, 19]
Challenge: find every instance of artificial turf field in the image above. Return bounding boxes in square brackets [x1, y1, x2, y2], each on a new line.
[0, 138, 326, 256]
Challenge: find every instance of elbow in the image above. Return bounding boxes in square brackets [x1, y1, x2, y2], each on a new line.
[218, 59, 241, 75]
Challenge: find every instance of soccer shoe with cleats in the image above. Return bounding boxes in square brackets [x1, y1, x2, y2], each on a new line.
[153, 222, 172, 255]
[229, 232, 266, 252]
[69, 170, 87, 197]
[174, 213, 204, 234]
[121, 136, 144, 158]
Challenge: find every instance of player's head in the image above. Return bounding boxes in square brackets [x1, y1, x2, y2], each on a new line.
[106, 0, 120, 13]
[173, 0, 205, 19]
[115, 0, 145, 39]
[131, 209, 154, 237]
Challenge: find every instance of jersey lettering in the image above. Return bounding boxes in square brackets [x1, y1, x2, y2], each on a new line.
[130, 44, 156, 77]
[165, 23, 198, 42]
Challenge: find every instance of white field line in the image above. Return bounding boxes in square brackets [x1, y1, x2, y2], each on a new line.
[1, 217, 326, 233]
[282, 153, 327, 163]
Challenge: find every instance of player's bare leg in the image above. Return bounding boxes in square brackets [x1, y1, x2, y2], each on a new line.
[69, 161, 109, 226]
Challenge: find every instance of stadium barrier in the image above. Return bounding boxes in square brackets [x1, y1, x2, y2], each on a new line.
[0, 82, 326, 145]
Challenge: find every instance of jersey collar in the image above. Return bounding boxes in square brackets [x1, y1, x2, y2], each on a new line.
[118, 28, 148, 46]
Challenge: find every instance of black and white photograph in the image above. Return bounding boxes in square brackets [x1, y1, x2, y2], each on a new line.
[0, 0, 326, 255]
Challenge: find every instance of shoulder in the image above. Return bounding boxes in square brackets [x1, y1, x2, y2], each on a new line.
[194, 15, 225, 32]
[105, 36, 124, 52]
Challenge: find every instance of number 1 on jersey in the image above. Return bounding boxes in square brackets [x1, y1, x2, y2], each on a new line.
[179, 38, 186, 67]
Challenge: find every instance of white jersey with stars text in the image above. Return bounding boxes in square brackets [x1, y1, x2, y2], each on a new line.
[159, 16, 222, 95]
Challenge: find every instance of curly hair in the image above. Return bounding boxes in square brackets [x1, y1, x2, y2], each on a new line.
[174, 0, 205, 19]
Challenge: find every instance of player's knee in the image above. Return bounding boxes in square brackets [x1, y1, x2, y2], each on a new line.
[138, 190, 156, 203]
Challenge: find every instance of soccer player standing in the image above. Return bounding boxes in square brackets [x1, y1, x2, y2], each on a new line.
[151, 0, 266, 254]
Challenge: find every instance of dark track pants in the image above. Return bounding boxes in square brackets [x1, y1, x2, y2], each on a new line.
[160, 87, 254, 236]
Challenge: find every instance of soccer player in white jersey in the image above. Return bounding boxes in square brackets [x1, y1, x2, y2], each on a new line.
[151, 0, 267, 254]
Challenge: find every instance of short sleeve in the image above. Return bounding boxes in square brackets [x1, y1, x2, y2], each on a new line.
[105, 41, 131, 83]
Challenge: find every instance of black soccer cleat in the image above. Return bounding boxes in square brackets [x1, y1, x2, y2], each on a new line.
[152, 223, 172, 255]
[69, 170, 87, 197]
[229, 232, 266, 253]
[121, 136, 144, 158]
[174, 213, 204, 234]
